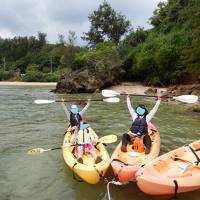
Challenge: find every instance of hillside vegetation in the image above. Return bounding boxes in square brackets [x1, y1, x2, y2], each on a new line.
[0, 0, 199, 87]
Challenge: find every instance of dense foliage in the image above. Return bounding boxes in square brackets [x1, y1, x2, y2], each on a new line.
[122, 0, 200, 85]
[82, 1, 131, 47]
[0, 32, 83, 81]
[0, 0, 199, 85]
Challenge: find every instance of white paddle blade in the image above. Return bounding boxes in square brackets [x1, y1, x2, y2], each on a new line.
[34, 100, 56, 104]
[102, 89, 120, 97]
[103, 97, 120, 103]
[173, 95, 198, 103]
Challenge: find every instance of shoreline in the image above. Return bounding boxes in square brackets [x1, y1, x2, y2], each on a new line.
[0, 81, 57, 86]
[108, 82, 167, 94]
[0, 81, 167, 93]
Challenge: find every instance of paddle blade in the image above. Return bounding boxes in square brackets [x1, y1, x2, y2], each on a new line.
[27, 148, 46, 155]
[173, 95, 198, 103]
[98, 134, 118, 144]
[102, 89, 120, 97]
[34, 100, 56, 104]
[103, 97, 120, 103]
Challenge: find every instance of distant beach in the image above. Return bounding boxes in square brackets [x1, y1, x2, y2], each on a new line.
[0, 81, 57, 86]
[108, 82, 167, 94]
[0, 81, 167, 94]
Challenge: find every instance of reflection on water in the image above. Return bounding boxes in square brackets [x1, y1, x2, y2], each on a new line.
[0, 86, 199, 200]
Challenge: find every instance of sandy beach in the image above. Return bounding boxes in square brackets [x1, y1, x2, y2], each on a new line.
[0, 81, 57, 86]
[108, 82, 167, 94]
[0, 81, 167, 94]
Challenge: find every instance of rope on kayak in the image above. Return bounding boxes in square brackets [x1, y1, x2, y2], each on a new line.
[187, 145, 200, 165]
[196, 148, 200, 152]
[107, 180, 123, 200]
[111, 158, 134, 166]
[170, 180, 179, 200]
[111, 158, 134, 181]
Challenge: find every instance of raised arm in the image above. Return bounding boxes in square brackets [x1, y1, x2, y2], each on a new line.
[60, 99, 70, 121]
[127, 95, 137, 121]
[146, 92, 162, 123]
[79, 99, 91, 116]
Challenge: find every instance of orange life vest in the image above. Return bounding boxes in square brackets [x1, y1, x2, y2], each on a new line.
[132, 137, 145, 152]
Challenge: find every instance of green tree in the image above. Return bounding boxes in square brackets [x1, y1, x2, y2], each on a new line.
[72, 41, 122, 72]
[57, 34, 66, 46]
[67, 30, 77, 46]
[123, 27, 148, 48]
[82, 1, 131, 46]
[37, 32, 47, 47]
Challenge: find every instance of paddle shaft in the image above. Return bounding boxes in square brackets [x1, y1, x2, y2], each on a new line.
[50, 147, 62, 151]
[119, 93, 171, 98]
[57, 99, 108, 102]
[28, 134, 117, 154]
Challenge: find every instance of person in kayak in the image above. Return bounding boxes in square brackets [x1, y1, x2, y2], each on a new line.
[60, 98, 91, 128]
[121, 91, 162, 153]
[60, 99, 102, 164]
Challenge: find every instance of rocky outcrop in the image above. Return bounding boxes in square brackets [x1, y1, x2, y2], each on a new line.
[53, 66, 122, 93]
[144, 87, 157, 95]
[166, 84, 200, 113]
[188, 104, 200, 112]
[166, 84, 200, 97]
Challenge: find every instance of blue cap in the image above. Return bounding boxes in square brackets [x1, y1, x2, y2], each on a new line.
[79, 122, 90, 130]
[70, 105, 79, 114]
[135, 106, 145, 116]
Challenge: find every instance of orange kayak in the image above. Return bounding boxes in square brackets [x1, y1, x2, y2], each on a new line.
[136, 140, 200, 195]
[111, 123, 160, 183]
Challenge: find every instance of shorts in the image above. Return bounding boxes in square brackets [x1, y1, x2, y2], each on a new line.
[76, 143, 93, 153]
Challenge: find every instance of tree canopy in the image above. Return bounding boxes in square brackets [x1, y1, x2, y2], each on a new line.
[82, 1, 132, 46]
[0, 0, 199, 86]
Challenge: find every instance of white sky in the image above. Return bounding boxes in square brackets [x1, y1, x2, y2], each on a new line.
[0, 0, 166, 45]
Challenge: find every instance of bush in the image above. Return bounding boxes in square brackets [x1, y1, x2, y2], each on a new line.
[22, 70, 61, 82]
[43, 73, 60, 82]
[26, 64, 40, 72]
[22, 71, 44, 82]
[0, 70, 16, 80]
[72, 41, 122, 72]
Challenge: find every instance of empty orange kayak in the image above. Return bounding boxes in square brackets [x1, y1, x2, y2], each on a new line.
[136, 140, 200, 195]
[111, 123, 160, 183]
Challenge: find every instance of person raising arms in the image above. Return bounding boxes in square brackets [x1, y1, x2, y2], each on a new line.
[121, 91, 162, 153]
[60, 99, 102, 164]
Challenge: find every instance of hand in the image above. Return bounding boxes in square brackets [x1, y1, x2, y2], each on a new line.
[87, 98, 91, 103]
[92, 139, 97, 145]
[157, 90, 163, 100]
[128, 131, 137, 137]
[127, 94, 131, 98]
[60, 98, 65, 104]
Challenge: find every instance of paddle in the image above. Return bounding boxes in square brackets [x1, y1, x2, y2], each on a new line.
[102, 89, 198, 104]
[34, 97, 120, 104]
[27, 134, 118, 155]
[97, 134, 117, 144]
